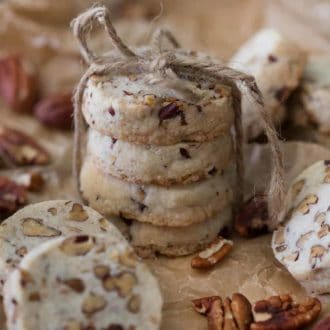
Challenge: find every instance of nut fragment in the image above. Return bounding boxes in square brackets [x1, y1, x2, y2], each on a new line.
[295, 194, 318, 215]
[192, 296, 224, 330]
[235, 194, 269, 238]
[62, 278, 85, 293]
[59, 235, 94, 256]
[191, 237, 233, 269]
[192, 293, 253, 330]
[13, 171, 45, 192]
[0, 125, 50, 167]
[34, 93, 73, 130]
[22, 218, 61, 237]
[251, 295, 321, 330]
[0, 176, 27, 220]
[102, 272, 137, 297]
[310, 245, 327, 268]
[0, 55, 38, 113]
[68, 203, 88, 222]
[290, 179, 305, 199]
[127, 294, 141, 313]
[81, 293, 107, 315]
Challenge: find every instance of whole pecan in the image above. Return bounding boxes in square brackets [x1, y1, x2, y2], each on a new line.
[34, 93, 73, 130]
[192, 293, 253, 330]
[234, 193, 269, 237]
[0, 125, 50, 167]
[0, 176, 27, 220]
[0, 55, 38, 113]
[252, 294, 321, 330]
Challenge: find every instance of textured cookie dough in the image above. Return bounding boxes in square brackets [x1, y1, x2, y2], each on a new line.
[87, 129, 233, 186]
[231, 28, 306, 140]
[293, 55, 330, 132]
[0, 200, 124, 291]
[80, 156, 234, 227]
[82, 57, 234, 145]
[4, 235, 162, 330]
[130, 207, 232, 257]
[272, 160, 330, 294]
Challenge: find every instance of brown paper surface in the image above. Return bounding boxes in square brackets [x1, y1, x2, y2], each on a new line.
[0, 1, 330, 329]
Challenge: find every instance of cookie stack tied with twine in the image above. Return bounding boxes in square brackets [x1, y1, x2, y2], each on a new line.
[72, 6, 285, 257]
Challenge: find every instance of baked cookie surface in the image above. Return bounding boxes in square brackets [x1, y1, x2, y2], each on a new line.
[87, 129, 233, 186]
[80, 156, 234, 227]
[4, 235, 162, 330]
[0, 200, 123, 291]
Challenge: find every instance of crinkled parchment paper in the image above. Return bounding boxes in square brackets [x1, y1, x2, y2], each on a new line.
[0, 1, 330, 329]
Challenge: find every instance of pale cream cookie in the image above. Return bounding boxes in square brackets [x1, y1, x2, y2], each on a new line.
[87, 129, 233, 186]
[0, 200, 124, 291]
[4, 235, 162, 330]
[80, 156, 234, 227]
[231, 28, 306, 140]
[272, 160, 330, 294]
[130, 207, 232, 257]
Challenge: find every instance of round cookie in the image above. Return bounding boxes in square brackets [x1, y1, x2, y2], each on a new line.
[0, 200, 124, 291]
[80, 156, 234, 227]
[130, 207, 232, 257]
[231, 28, 306, 140]
[87, 128, 233, 186]
[298, 55, 330, 133]
[4, 235, 162, 330]
[82, 52, 234, 145]
[272, 160, 330, 294]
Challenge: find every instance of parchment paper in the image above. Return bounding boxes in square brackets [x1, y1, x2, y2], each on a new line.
[0, 1, 330, 329]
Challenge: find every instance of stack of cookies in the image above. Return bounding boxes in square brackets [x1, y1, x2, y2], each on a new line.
[79, 50, 235, 257]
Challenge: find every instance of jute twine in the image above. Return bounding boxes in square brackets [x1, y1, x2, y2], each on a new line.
[71, 6, 285, 228]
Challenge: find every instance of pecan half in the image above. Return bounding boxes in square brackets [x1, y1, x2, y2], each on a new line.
[0, 176, 27, 220]
[0, 125, 50, 167]
[0, 55, 38, 113]
[34, 93, 73, 130]
[191, 237, 233, 269]
[313, 316, 330, 330]
[234, 193, 269, 238]
[192, 293, 253, 330]
[252, 295, 321, 330]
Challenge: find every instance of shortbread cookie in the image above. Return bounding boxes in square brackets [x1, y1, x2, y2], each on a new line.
[0, 200, 124, 291]
[87, 129, 233, 186]
[295, 56, 330, 132]
[82, 59, 234, 145]
[80, 156, 234, 227]
[231, 28, 306, 140]
[4, 235, 162, 330]
[131, 207, 232, 257]
[272, 160, 330, 294]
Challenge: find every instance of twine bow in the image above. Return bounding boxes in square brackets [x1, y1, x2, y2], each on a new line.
[71, 6, 285, 228]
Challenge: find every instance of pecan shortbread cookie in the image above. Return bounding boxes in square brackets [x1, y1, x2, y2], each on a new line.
[82, 60, 234, 145]
[231, 28, 306, 140]
[87, 129, 233, 186]
[131, 207, 232, 257]
[272, 160, 330, 294]
[80, 156, 234, 227]
[0, 200, 124, 291]
[292, 55, 330, 132]
[4, 235, 162, 330]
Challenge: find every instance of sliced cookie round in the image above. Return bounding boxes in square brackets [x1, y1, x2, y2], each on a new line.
[4, 235, 162, 330]
[87, 128, 233, 186]
[231, 28, 306, 140]
[0, 200, 124, 291]
[80, 156, 234, 227]
[131, 207, 232, 257]
[82, 50, 234, 145]
[272, 160, 330, 294]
